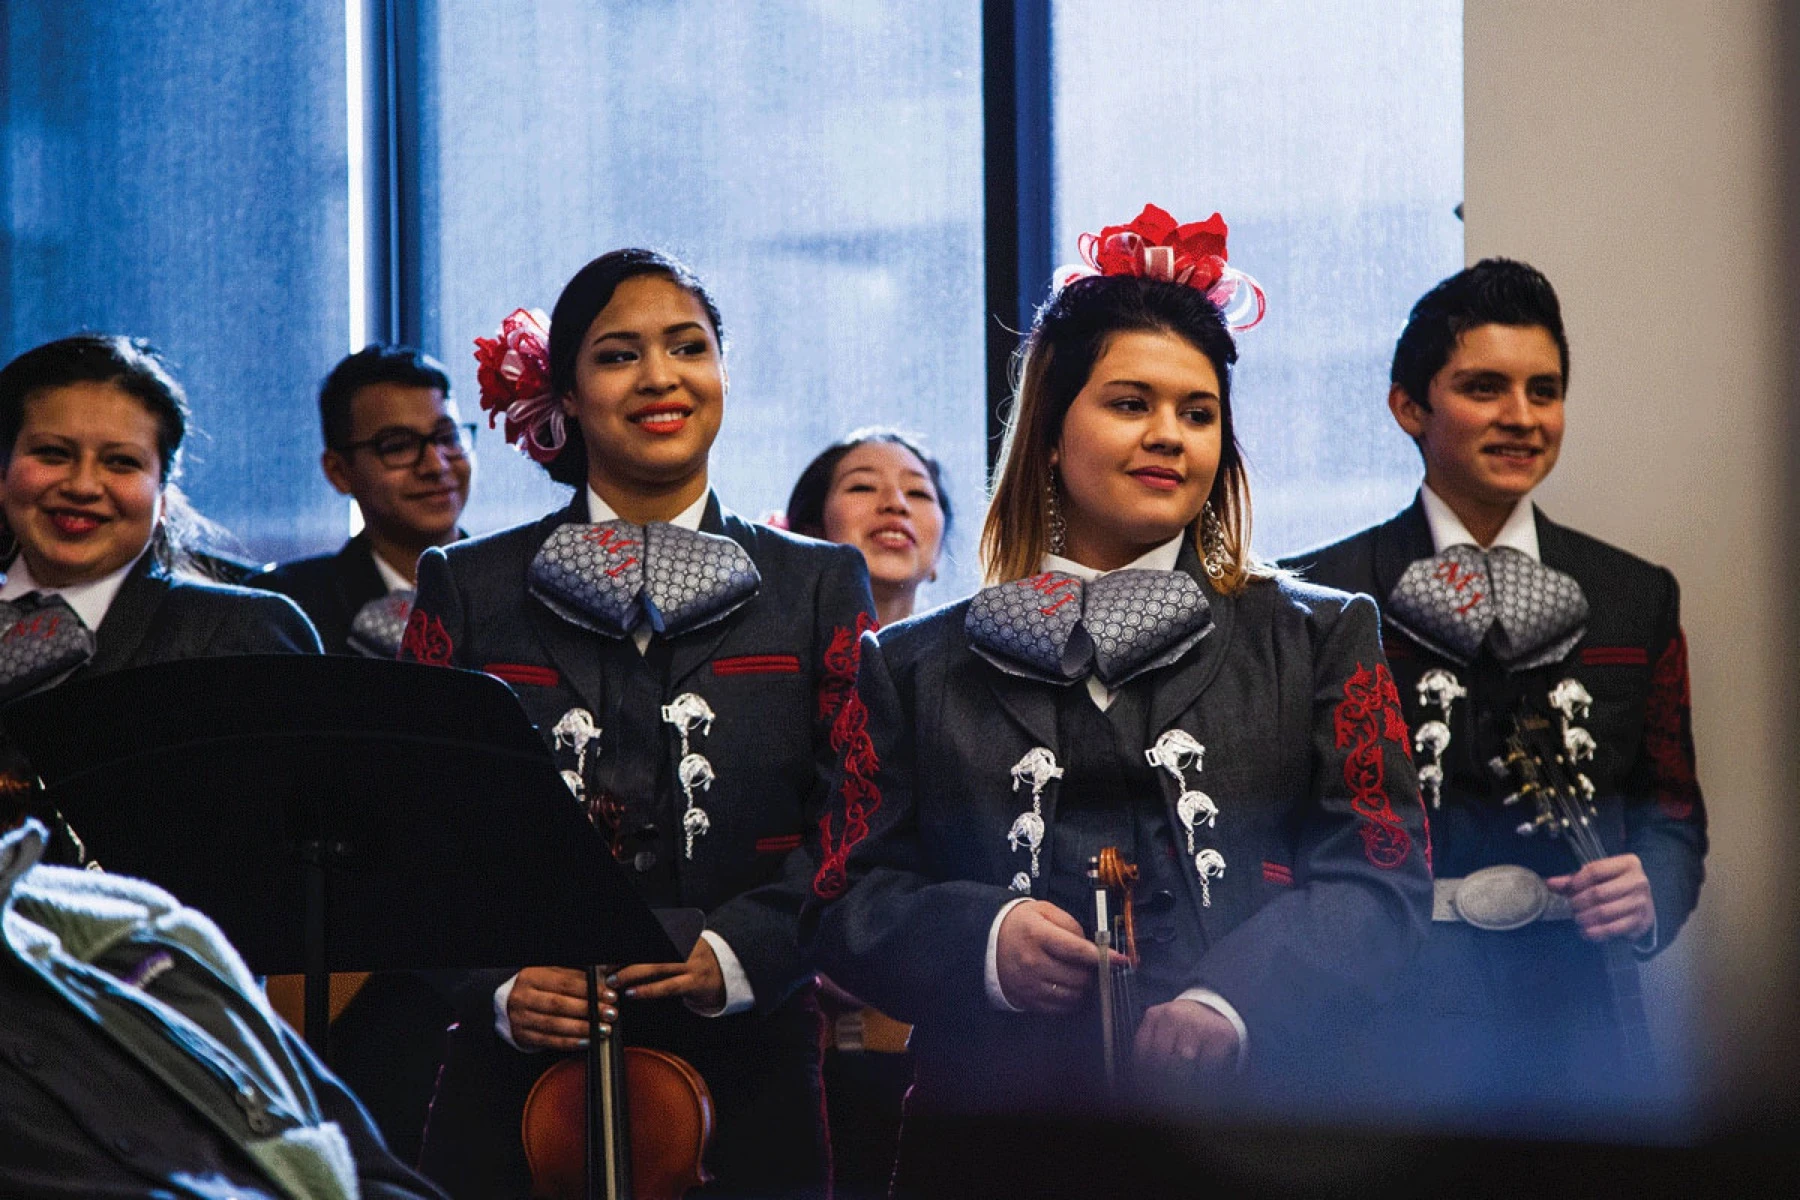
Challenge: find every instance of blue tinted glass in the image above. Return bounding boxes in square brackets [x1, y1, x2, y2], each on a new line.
[1052, 0, 1464, 557]
[0, 1, 350, 563]
[420, 1, 987, 602]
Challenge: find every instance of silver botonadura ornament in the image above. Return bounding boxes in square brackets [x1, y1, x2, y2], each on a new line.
[1146, 729, 1221, 857]
[1008, 748, 1063, 877]
[1416, 668, 1468, 711]
[1548, 679, 1600, 822]
[664, 693, 718, 859]
[1194, 848, 1227, 907]
[1413, 669, 1465, 808]
[552, 708, 602, 805]
[1175, 790, 1218, 853]
[1548, 678, 1592, 724]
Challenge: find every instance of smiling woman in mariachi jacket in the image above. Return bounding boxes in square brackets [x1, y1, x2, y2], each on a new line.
[0, 336, 320, 857]
[803, 207, 1433, 1188]
[403, 250, 872, 1198]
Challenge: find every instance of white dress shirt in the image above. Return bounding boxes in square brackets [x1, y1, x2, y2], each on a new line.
[981, 534, 1249, 1067]
[0, 548, 147, 630]
[1419, 483, 1540, 558]
[495, 486, 754, 1048]
[369, 548, 413, 595]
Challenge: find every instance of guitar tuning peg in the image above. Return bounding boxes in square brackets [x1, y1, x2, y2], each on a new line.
[1515, 811, 1556, 837]
[1502, 791, 1524, 807]
[1486, 755, 1510, 780]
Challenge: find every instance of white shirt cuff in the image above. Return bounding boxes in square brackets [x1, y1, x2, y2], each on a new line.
[984, 897, 1032, 1011]
[1175, 987, 1249, 1073]
[688, 930, 755, 1017]
[493, 973, 538, 1052]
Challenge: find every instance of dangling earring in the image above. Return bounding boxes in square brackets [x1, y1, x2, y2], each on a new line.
[1201, 503, 1227, 580]
[1045, 475, 1067, 556]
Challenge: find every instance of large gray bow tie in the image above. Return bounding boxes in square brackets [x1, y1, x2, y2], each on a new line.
[1386, 545, 1588, 670]
[965, 569, 1213, 687]
[0, 592, 95, 702]
[348, 590, 414, 659]
[529, 521, 760, 639]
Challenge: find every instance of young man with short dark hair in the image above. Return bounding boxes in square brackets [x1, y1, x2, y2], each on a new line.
[254, 344, 473, 656]
[1283, 259, 1707, 1124]
[249, 344, 473, 1164]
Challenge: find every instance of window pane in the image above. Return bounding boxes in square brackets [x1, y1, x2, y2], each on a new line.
[0, 0, 350, 563]
[1051, 0, 1464, 558]
[420, 0, 987, 601]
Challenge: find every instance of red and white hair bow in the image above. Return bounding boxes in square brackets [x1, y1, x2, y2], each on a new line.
[473, 307, 565, 463]
[1056, 203, 1267, 331]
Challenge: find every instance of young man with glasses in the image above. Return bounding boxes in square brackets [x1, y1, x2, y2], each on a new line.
[250, 343, 474, 1165]
[254, 344, 474, 657]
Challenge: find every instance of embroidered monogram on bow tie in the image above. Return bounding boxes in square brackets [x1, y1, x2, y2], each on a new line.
[1386, 545, 1588, 670]
[529, 520, 760, 640]
[0, 593, 95, 702]
[348, 590, 414, 659]
[966, 568, 1213, 687]
[662, 693, 718, 859]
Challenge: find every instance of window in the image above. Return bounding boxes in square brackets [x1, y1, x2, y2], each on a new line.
[0, 0, 351, 563]
[418, 0, 988, 600]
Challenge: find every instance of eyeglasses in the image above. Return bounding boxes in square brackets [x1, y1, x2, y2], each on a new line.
[341, 423, 476, 470]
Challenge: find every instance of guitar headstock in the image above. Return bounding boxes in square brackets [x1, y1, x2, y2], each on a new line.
[1488, 700, 1601, 861]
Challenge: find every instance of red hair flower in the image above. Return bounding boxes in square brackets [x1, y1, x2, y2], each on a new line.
[473, 307, 564, 463]
[1058, 203, 1267, 332]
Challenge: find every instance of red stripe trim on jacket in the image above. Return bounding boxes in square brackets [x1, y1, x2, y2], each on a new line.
[712, 654, 802, 676]
[483, 663, 561, 687]
[1580, 646, 1649, 666]
[754, 834, 803, 854]
[1262, 861, 1294, 886]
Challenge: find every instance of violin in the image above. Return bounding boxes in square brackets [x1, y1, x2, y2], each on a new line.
[519, 965, 716, 1200]
[1088, 848, 1142, 1098]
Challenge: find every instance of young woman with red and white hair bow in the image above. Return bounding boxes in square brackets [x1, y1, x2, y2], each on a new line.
[803, 206, 1433, 1192]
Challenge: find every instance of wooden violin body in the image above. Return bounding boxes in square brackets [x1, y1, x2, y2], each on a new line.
[521, 1044, 715, 1200]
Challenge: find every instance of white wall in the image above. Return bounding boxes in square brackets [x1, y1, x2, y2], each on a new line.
[1464, 0, 1793, 1115]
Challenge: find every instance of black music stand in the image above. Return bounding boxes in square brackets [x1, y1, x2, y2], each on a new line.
[2, 655, 693, 1057]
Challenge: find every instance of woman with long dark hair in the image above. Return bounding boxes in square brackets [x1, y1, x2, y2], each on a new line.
[407, 249, 872, 1197]
[804, 206, 1433, 1190]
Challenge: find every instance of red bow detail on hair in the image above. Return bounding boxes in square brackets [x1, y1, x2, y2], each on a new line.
[1079, 204, 1230, 290]
[473, 307, 565, 464]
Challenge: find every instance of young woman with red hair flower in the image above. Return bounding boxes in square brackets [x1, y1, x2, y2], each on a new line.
[406, 249, 873, 1198]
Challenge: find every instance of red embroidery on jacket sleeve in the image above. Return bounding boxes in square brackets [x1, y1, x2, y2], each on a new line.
[400, 609, 454, 666]
[813, 615, 879, 900]
[1333, 663, 1421, 871]
[1645, 630, 1701, 820]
